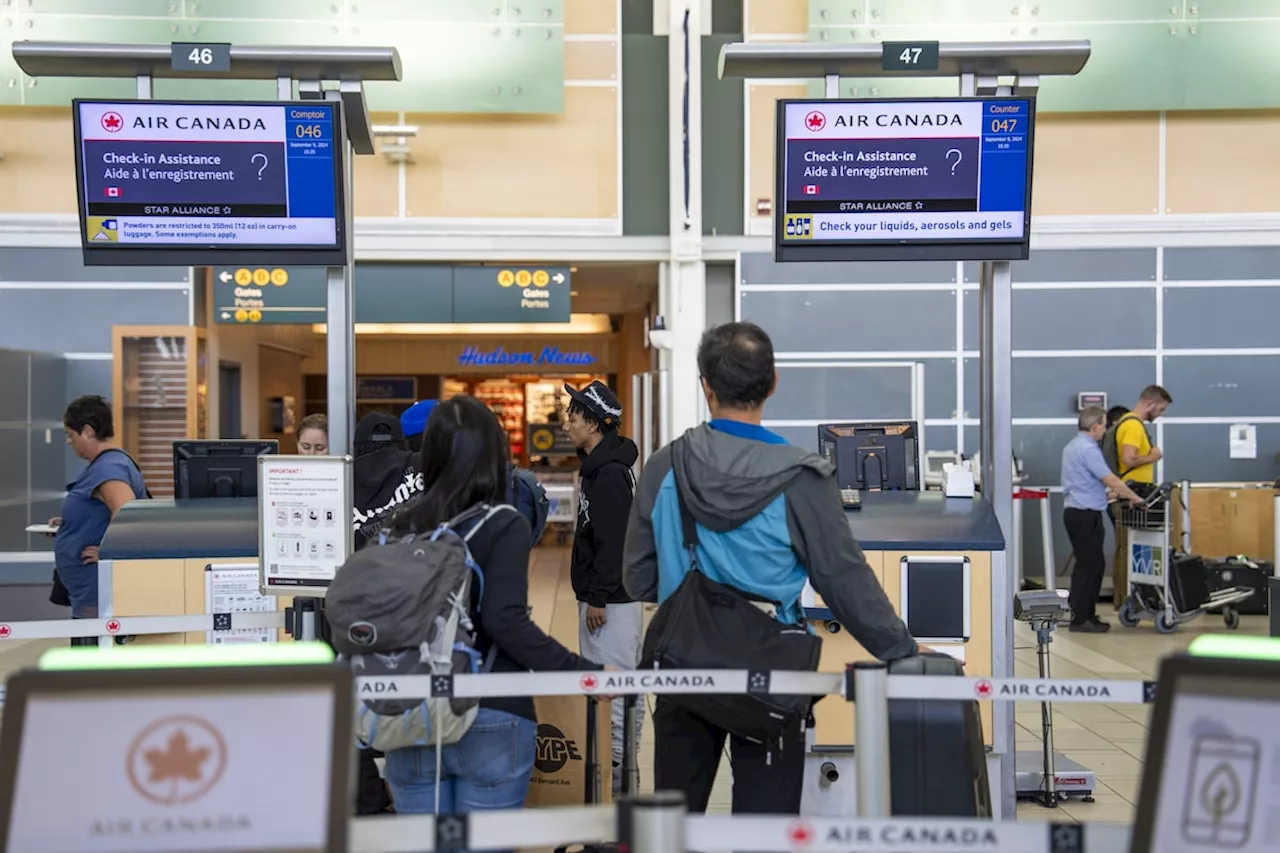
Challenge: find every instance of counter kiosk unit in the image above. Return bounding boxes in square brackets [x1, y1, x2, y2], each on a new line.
[801, 491, 1004, 816]
[96, 497, 290, 647]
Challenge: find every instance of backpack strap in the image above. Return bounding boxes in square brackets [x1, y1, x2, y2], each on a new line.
[1113, 413, 1146, 478]
[461, 504, 516, 543]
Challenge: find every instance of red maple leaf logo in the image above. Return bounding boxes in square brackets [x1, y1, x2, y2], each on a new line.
[101, 112, 124, 132]
[106, 619, 121, 634]
[975, 679, 994, 698]
[787, 820, 813, 847]
[580, 674, 599, 692]
[804, 111, 826, 131]
[0, 624, 11, 639]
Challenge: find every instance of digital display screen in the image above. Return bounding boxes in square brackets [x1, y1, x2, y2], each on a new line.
[4, 687, 336, 852]
[1143, 675, 1280, 853]
[774, 97, 1034, 262]
[73, 99, 346, 267]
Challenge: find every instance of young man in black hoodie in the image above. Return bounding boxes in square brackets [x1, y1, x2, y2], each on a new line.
[563, 380, 641, 794]
[351, 412, 423, 550]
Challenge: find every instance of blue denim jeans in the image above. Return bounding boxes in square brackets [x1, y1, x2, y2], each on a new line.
[383, 707, 536, 821]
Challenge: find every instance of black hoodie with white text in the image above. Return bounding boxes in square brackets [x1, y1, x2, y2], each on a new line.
[351, 449, 423, 550]
[571, 431, 639, 607]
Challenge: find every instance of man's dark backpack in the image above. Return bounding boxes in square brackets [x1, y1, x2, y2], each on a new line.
[1101, 413, 1145, 478]
[508, 465, 550, 542]
[640, 457, 822, 745]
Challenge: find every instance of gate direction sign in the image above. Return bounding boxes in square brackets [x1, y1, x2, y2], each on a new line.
[213, 265, 572, 325]
[453, 266, 571, 324]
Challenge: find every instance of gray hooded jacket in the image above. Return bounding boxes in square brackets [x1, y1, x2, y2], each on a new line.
[623, 423, 917, 662]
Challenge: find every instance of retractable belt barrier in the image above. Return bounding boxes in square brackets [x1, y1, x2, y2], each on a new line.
[354, 669, 1157, 705]
[0, 611, 286, 641]
[347, 806, 1132, 853]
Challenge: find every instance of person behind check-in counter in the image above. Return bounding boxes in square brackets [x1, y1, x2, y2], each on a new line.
[48, 396, 149, 627]
[296, 413, 328, 455]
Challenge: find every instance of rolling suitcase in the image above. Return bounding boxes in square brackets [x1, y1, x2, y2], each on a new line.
[887, 653, 992, 817]
[1207, 557, 1271, 615]
[554, 695, 638, 853]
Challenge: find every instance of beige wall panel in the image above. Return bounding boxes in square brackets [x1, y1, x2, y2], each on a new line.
[404, 87, 618, 219]
[565, 40, 619, 81]
[352, 111, 403, 218]
[1166, 110, 1280, 214]
[0, 107, 77, 214]
[112, 559, 187, 646]
[1032, 112, 1160, 216]
[748, 0, 807, 36]
[748, 84, 805, 213]
[566, 0, 618, 34]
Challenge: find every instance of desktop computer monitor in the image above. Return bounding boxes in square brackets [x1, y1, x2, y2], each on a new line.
[174, 440, 279, 499]
[1131, 648, 1280, 853]
[0, 663, 352, 853]
[818, 421, 920, 491]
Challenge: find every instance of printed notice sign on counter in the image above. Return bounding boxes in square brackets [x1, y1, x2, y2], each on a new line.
[257, 455, 352, 597]
[205, 564, 277, 643]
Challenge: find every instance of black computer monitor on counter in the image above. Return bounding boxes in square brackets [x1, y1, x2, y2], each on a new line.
[818, 421, 920, 492]
[174, 440, 279, 499]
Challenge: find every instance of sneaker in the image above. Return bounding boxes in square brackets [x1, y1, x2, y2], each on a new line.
[1089, 616, 1112, 630]
[1068, 620, 1109, 633]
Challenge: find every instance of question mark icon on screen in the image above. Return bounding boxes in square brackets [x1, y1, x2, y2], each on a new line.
[251, 153, 268, 180]
[945, 148, 962, 176]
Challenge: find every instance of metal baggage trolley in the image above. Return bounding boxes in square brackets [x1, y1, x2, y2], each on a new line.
[1116, 482, 1253, 633]
[541, 471, 578, 546]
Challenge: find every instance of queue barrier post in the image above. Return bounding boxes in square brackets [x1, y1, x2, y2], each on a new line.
[626, 791, 685, 853]
[851, 661, 891, 818]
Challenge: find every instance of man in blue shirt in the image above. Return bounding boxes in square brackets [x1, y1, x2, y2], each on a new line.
[1061, 406, 1143, 633]
[623, 321, 915, 817]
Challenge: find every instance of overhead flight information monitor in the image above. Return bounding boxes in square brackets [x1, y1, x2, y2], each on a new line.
[73, 99, 347, 267]
[775, 97, 1034, 262]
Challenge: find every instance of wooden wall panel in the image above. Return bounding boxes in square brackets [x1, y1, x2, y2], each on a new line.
[747, 83, 806, 214]
[565, 40, 619, 81]
[1032, 112, 1161, 216]
[566, 0, 619, 34]
[352, 111, 404, 218]
[747, 0, 807, 37]
[403, 87, 618, 219]
[0, 107, 77, 213]
[1166, 110, 1280, 214]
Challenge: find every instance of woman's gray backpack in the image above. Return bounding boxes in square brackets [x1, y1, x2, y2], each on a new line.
[325, 503, 512, 752]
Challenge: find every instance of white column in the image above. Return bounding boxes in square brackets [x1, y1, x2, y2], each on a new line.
[664, 0, 706, 439]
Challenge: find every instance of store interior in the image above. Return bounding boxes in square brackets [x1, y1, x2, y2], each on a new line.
[108, 262, 660, 500]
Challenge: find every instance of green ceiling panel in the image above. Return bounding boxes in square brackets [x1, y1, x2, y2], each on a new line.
[810, 1, 1280, 112]
[28, 0, 178, 15]
[5, 0, 565, 113]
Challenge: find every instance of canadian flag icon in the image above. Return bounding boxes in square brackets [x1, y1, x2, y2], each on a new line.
[803, 184, 818, 195]
[105, 187, 122, 198]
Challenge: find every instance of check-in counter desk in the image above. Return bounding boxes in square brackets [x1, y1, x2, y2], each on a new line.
[98, 498, 289, 644]
[807, 491, 1004, 750]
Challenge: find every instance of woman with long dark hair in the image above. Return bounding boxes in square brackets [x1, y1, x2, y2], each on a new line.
[382, 395, 603, 815]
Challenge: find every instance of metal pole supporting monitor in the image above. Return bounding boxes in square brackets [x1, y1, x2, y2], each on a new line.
[719, 39, 1091, 820]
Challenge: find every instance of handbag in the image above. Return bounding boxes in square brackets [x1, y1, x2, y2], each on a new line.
[640, 460, 822, 744]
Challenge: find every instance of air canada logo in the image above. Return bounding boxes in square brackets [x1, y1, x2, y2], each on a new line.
[101, 111, 124, 132]
[534, 724, 582, 775]
[126, 715, 228, 806]
[804, 110, 826, 131]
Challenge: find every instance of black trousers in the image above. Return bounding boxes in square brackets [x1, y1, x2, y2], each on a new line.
[1064, 507, 1107, 625]
[652, 698, 806, 815]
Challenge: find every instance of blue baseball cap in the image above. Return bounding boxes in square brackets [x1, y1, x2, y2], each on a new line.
[400, 399, 439, 438]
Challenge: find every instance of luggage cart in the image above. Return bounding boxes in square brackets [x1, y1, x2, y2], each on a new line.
[541, 472, 578, 546]
[1116, 483, 1254, 633]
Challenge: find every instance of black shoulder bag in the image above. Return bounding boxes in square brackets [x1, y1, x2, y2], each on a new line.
[640, 461, 822, 744]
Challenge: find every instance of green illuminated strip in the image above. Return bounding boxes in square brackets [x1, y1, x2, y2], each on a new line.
[1189, 635, 1280, 661]
[39, 642, 334, 670]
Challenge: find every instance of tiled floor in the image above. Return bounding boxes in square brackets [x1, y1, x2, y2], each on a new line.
[0, 546, 1268, 825]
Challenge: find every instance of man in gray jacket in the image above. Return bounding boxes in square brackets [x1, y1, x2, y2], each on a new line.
[623, 321, 917, 816]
